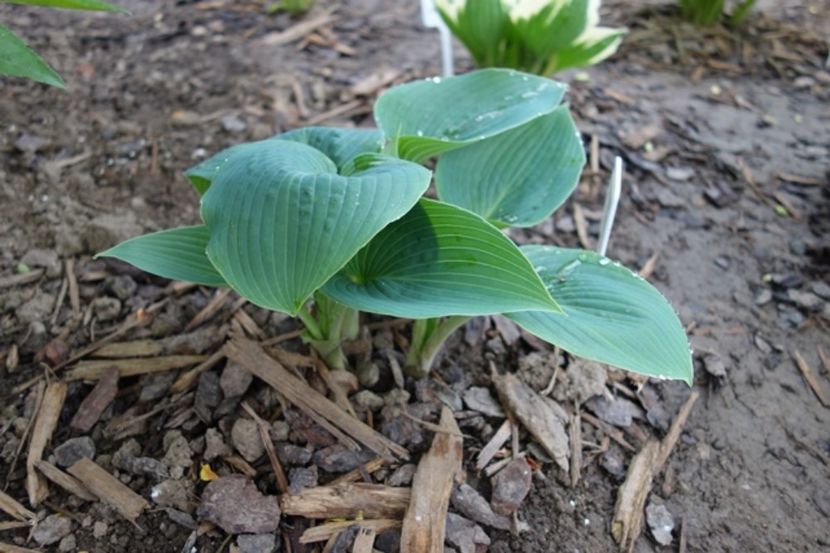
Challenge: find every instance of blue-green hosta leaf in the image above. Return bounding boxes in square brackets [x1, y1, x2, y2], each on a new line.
[185, 127, 385, 195]
[436, 0, 507, 67]
[548, 27, 625, 73]
[374, 68, 566, 162]
[1, 0, 125, 11]
[507, 246, 692, 383]
[278, 127, 384, 171]
[201, 140, 431, 315]
[98, 225, 225, 287]
[436, 105, 584, 228]
[0, 25, 64, 88]
[322, 199, 561, 318]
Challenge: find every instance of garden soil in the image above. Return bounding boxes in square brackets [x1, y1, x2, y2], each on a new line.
[1, 1, 828, 552]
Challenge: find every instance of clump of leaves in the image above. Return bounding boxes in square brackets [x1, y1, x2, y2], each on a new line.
[679, 0, 756, 26]
[0, 0, 125, 88]
[434, 0, 625, 75]
[101, 68, 692, 384]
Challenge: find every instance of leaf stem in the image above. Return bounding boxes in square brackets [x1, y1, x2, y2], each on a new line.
[297, 304, 324, 341]
[405, 316, 470, 377]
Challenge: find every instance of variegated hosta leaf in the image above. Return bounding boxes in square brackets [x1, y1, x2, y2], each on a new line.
[507, 246, 693, 383]
[435, 104, 585, 228]
[323, 199, 561, 318]
[435, 0, 507, 67]
[200, 139, 431, 315]
[547, 27, 624, 73]
[374, 68, 566, 162]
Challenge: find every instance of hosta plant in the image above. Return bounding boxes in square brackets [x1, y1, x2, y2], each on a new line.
[101, 68, 692, 385]
[679, 0, 756, 26]
[0, 0, 124, 88]
[435, 0, 625, 75]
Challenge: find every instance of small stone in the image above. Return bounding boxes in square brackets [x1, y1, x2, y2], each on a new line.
[787, 290, 823, 312]
[655, 188, 684, 208]
[313, 444, 374, 473]
[601, 448, 627, 480]
[754, 288, 773, 306]
[451, 484, 512, 531]
[702, 353, 726, 378]
[270, 421, 290, 442]
[232, 418, 264, 462]
[93, 521, 108, 538]
[445, 513, 490, 553]
[106, 274, 137, 300]
[165, 508, 197, 530]
[288, 465, 318, 494]
[517, 352, 556, 391]
[151, 479, 195, 512]
[462, 387, 504, 418]
[276, 442, 312, 466]
[237, 533, 276, 553]
[16, 293, 55, 325]
[163, 431, 194, 479]
[54, 436, 95, 467]
[139, 372, 177, 402]
[33, 514, 73, 546]
[21, 248, 61, 278]
[646, 501, 675, 546]
[352, 390, 384, 412]
[113, 439, 169, 480]
[197, 476, 281, 534]
[666, 166, 694, 181]
[204, 428, 231, 461]
[553, 358, 607, 404]
[585, 395, 644, 428]
[220, 361, 254, 398]
[92, 296, 122, 322]
[387, 463, 417, 487]
[221, 114, 247, 133]
[195, 371, 222, 421]
[490, 457, 533, 516]
[810, 281, 830, 300]
[714, 256, 730, 270]
[415, 379, 462, 411]
[58, 533, 76, 552]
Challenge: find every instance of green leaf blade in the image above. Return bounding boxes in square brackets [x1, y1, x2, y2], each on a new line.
[436, 105, 585, 228]
[2, 0, 125, 12]
[98, 225, 226, 287]
[0, 25, 64, 88]
[323, 199, 561, 318]
[200, 140, 431, 315]
[507, 246, 693, 383]
[278, 126, 384, 171]
[374, 68, 566, 162]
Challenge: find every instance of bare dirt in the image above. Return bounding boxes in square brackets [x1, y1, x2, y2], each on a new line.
[1, 1, 828, 552]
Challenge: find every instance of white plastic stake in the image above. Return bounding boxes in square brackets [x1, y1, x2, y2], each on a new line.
[420, 0, 454, 77]
[597, 156, 623, 257]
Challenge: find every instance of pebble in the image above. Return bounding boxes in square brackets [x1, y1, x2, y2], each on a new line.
[92, 296, 122, 322]
[163, 431, 194, 479]
[231, 418, 265, 462]
[655, 188, 684, 208]
[313, 444, 374, 473]
[553, 358, 607, 405]
[646, 501, 675, 546]
[810, 281, 830, 300]
[270, 420, 290, 442]
[451, 484, 512, 531]
[288, 465, 318, 494]
[204, 428, 231, 461]
[237, 533, 276, 553]
[714, 256, 730, 270]
[195, 371, 222, 421]
[93, 521, 108, 539]
[352, 390, 384, 412]
[33, 514, 73, 546]
[754, 288, 773, 306]
[151, 479, 194, 512]
[601, 448, 627, 480]
[387, 463, 417, 487]
[221, 114, 247, 133]
[787, 290, 823, 312]
[105, 274, 137, 300]
[16, 293, 55, 325]
[702, 353, 727, 378]
[21, 248, 61, 278]
[462, 387, 504, 418]
[415, 379, 462, 411]
[276, 442, 312, 466]
[113, 439, 169, 480]
[585, 395, 644, 428]
[490, 457, 533, 516]
[58, 533, 77, 552]
[139, 372, 177, 402]
[220, 361, 254, 398]
[445, 513, 490, 553]
[54, 436, 95, 467]
[197, 476, 281, 534]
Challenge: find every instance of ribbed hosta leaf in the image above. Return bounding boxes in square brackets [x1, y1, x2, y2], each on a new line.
[0, 25, 64, 88]
[200, 139, 431, 315]
[435, 0, 506, 67]
[507, 246, 692, 383]
[322, 199, 561, 318]
[549, 27, 625, 73]
[436, 105, 584, 227]
[98, 225, 225, 286]
[374, 68, 565, 162]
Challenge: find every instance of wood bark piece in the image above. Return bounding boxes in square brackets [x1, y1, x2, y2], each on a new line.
[300, 519, 400, 544]
[476, 419, 511, 471]
[26, 381, 67, 506]
[612, 390, 700, 552]
[494, 372, 570, 473]
[570, 411, 582, 488]
[793, 349, 829, 407]
[170, 350, 226, 393]
[351, 527, 376, 553]
[240, 402, 289, 494]
[280, 483, 410, 519]
[91, 340, 163, 358]
[65, 355, 207, 380]
[327, 458, 385, 487]
[68, 458, 149, 523]
[261, 8, 336, 46]
[70, 366, 119, 432]
[400, 406, 462, 553]
[224, 337, 408, 461]
[0, 268, 44, 288]
[185, 288, 232, 331]
[0, 490, 34, 522]
[197, 476, 280, 534]
[34, 461, 96, 502]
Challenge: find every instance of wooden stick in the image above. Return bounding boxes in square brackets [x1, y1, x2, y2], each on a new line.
[570, 410, 582, 488]
[70, 366, 119, 432]
[224, 337, 408, 461]
[34, 461, 96, 502]
[91, 340, 163, 358]
[170, 350, 226, 393]
[66, 258, 80, 319]
[261, 8, 337, 46]
[0, 269, 44, 289]
[312, 353, 358, 418]
[26, 381, 67, 506]
[793, 350, 829, 407]
[185, 288, 232, 331]
[400, 406, 462, 553]
[300, 519, 400, 544]
[476, 419, 511, 471]
[351, 527, 376, 553]
[327, 458, 385, 487]
[0, 491, 34, 522]
[64, 355, 206, 381]
[240, 402, 289, 494]
[280, 483, 410, 519]
[68, 458, 149, 523]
